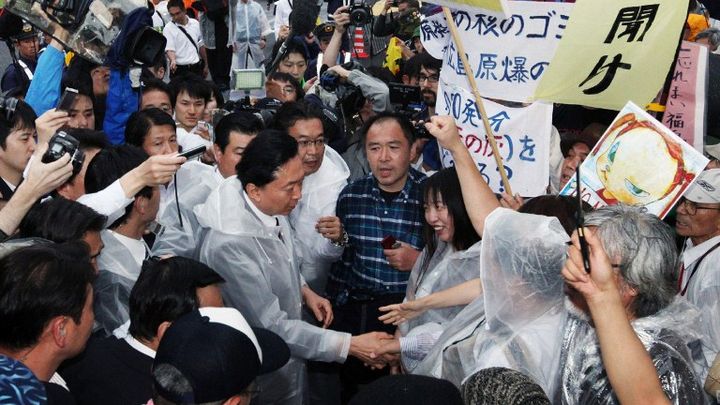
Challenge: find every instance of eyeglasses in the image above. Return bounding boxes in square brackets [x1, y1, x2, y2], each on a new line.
[297, 139, 325, 148]
[418, 74, 439, 84]
[678, 197, 720, 215]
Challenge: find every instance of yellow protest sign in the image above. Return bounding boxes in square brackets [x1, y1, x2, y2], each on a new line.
[533, 0, 687, 110]
[428, 0, 506, 13]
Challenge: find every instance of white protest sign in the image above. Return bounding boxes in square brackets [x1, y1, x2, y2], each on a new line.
[421, 2, 573, 103]
[559, 101, 709, 218]
[438, 79, 552, 196]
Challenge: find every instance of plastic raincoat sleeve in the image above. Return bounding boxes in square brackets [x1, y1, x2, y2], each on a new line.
[103, 70, 139, 145]
[694, 284, 720, 365]
[93, 271, 133, 336]
[25, 46, 64, 116]
[206, 237, 351, 363]
[347, 70, 391, 113]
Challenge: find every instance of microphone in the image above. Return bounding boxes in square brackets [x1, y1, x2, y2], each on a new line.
[266, 0, 320, 75]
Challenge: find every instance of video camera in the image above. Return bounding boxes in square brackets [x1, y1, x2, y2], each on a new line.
[388, 83, 430, 138]
[224, 69, 280, 125]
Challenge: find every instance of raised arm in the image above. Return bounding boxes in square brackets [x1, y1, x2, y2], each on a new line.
[323, 6, 350, 68]
[425, 116, 500, 236]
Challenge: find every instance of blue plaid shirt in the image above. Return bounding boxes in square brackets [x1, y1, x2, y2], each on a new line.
[328, 168, 426, 298]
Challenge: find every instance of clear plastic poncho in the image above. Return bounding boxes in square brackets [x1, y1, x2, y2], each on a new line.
[195, 176, 350, 405]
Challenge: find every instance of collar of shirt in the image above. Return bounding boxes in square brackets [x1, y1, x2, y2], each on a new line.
[108, 230, 149, 267]
[369, 167, 424, 203]
[0, 177, 17, 192]
[124, 335, 157, 359]
[242, 190, 277, 228]
[682, 234, 720, 267]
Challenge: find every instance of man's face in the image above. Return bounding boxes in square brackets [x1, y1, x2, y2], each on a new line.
[16, 36, 39, 60]
[0, 125, 35, 179]
[418, 66, 438, 107]
[319, 38, 331, 52]
[560, 142, 590, 186]
[58, 147, 101, 201]
[397, 0, 409, 11]
[278, 53, 308, 81]
[168, 6, 186, 24]
[65, 284, 94, 358]
[250, 156, 304, 216]
[82, 231, 104, 273]
[265, 80, 297, 102]
[675, 198, 720, 245]
[287, 118, 324, 176]
[214, 131, 256, 178]
[196, 284, 224, 307]
[140, 187, 161, 223]
[143, 124, 178, 156]
[175, 90, 206, 131]
[141, 90, 173, 115]
[365, 120, 413, 192]
[90, 66, 110, 97]
[68, 95, 95, 130]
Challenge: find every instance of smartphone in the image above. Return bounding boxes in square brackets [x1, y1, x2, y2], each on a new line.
[381, 235, 400, 250]
[56, 87, 79, 112]
[178, 145, 207, 160]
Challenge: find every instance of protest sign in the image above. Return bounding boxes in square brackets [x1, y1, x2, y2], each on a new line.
[426, 0, 506, 14]
[421, 2, 572, 103]
[662, 41, 708, 153]
[534, 0, 687, 110]
[559, 102, 709, 218]
[438, 79, 553, 196]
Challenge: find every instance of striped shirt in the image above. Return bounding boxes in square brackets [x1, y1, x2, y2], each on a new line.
[329, 169, 426, 297]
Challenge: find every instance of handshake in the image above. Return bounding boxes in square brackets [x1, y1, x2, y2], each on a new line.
[349, 332, 402, 370]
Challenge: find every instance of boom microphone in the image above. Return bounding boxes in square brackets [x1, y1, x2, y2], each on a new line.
[266, 0, 320, 75]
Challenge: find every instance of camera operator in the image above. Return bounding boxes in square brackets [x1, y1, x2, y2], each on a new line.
[373, 0, 420, 42]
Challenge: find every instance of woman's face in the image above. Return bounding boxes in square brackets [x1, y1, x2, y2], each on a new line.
[424, 193, 454, 242]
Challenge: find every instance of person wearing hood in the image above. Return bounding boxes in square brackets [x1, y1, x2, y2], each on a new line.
[195, 130, 393, 405]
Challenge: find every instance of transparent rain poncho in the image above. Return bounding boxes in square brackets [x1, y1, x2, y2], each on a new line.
[195, 177, 350, 405]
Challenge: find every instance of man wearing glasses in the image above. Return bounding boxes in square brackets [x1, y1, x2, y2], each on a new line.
[414, 52, 442, 116]
[675, 168, 720, 366]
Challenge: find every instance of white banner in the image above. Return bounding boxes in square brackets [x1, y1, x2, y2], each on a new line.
[438, 79, 553, 196]
[421, 2, 573, 103]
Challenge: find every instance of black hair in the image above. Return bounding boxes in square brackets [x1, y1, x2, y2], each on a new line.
[360, 112, 416, 146]
[415, 51, 442, 74]
[0, 242, 95, 350]
[141, 56, 168, 81]
[63, 128, 110, 151]
[214, 112, 263, 152]
[236, 129, 298, 190]
[128, 256, 224, 341]
[421, 167, 480, 272]
[519, 195, 592, 236]
[84, 145, 152, 227]
[18, 198, 106, 242]
[207, 81, 225, 110]
[141, 78, 172, 104]
[270, 100, 325, 133]
[0, 99, 36, 149]
[366, 66, 397, 85]
[169, 74, 211, 107]
[283, 39, 309, 62]
[125, 108, 177, 148]
[267, 71, 304, 99]
[167, 0, 184, 10]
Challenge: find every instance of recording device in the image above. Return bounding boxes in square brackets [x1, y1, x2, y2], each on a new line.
[381, 235, 401, 249]
[56, 87, 78, 112]
[348, 0, 372, 25]
[41, 131, 85, 175]
[266, 0, 319, 75]
[178, 145, 206, 159]
[226, 69, 279, 125]
[388, 83, 431, 139]
[233, 69, 265, 91]
[575, 167, 591, 273]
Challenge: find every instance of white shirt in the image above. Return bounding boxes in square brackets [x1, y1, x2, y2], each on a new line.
[124, 335, 157, 358]
[164, 17, 204, 65]
[273, 0, 292, 36]
[108, 230, 148, 268]
[176, 127, 211, 152]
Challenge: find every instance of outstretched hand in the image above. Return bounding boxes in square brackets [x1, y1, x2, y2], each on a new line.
[378, 300, 426, 325]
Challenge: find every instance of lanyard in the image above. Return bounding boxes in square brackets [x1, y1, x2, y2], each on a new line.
[679, 241, 720, 296]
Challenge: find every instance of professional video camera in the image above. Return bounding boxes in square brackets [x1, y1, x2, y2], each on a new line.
[347, 0, 372, 25]
[319, 61, 366, 115]
[4, 0, 165, 65]
[388, 83, 431, 139]
[224, 69, 281, 125]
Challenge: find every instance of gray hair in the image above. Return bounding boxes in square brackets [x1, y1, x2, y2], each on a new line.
[696, 28, 720, 47]
[584, 204, 677, 318]
[152, 363, 224, 405]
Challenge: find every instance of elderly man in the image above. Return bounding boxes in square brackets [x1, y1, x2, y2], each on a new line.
[676, 168, 720, 365]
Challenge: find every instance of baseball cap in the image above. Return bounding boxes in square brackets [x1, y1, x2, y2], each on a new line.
[152, 307, 290, 404]
[706, 142, 720, 161]
[684, 169, 720, 204]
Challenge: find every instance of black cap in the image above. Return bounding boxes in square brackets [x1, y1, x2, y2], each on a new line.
[314, 22, 335, 40]
[349, 375, 463, 405]
[152, 307, 290, 403]
[14, 23, 37, 41]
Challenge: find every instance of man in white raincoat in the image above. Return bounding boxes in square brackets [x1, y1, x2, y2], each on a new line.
[228, 0, 272, 69]
[195, 130, 393, 405]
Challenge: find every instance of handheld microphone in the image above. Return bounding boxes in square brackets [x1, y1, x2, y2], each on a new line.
[266, 0, 320, 75]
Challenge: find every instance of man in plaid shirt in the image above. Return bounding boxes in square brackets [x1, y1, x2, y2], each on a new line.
[326, 112, 426, 399]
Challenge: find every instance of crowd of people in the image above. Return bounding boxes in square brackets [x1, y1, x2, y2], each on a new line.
[0, 0, 719, 404]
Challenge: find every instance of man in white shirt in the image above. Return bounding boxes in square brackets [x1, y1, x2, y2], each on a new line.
[164, 0, 209, 78]
[676, 168, 720, 365]
[169, 76, 213, 151]
[84, 145, 161, 335]
[0, 99, 37, 202]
